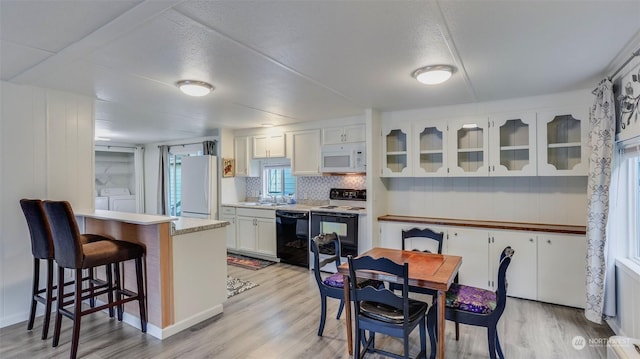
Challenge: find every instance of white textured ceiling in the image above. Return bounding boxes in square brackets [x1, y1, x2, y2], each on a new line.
[1, 0, 639, 144]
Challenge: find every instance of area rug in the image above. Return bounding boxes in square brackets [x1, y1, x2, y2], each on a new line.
[227, 253, 276, 270]
[227, 276, 258, 298]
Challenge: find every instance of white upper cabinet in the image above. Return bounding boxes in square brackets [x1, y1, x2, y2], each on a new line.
[488, 112, 537, 176]
[536, 107, 589, 176]
[234, 136, 259, 177]
[253, 133, 286, 159]
[322, 124, 365, 145]
[382, 124, 413, 177]
[413, 120, 448, 177]
[290, 129, 322, 176]
[447, 117, 489, 177]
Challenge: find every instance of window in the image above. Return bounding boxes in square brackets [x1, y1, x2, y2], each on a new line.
[611, 141, 640, 264]
[168, 145, 202, 216]
[262, 164, 296, 198]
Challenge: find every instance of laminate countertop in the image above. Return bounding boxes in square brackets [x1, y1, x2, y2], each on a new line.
[378, 215, 586, 235]
[76, 209, 175, 225]
[171, 217, 230, 236]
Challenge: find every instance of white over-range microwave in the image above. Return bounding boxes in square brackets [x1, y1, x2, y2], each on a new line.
[320, 143, 366, 173]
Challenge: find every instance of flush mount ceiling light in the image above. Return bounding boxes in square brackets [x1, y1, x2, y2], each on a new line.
[176, 80, 214, 97]
[412, 65, 455, 85]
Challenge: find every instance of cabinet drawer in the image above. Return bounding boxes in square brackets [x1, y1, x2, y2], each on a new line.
[236, 207, 276, 219]
[221, 206, 236, 215]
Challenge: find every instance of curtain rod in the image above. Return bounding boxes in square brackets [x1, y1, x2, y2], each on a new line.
[157, 139, 217, 149]
[96, 145, 139, 150]
[594, 48, 640, 93]
[609, 48, 640, 81]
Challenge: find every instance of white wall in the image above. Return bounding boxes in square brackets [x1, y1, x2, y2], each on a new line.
[0, 81, 94, 327]
[219, 127, 245, 204]
[380, 88, 592, 225]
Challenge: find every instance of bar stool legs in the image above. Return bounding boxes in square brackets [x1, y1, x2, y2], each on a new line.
[52, 260, 147, 359]
[27, 258, 55, 340]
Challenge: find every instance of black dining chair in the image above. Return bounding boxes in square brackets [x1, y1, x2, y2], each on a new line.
[19, 199, 112, 340]
[426, 246, 515, 359]
[43, 200, 147, 359]
[310, 233, 346, 336]
[348, 254, 428, 359]
[392, 227, 460, 339]
[401, 227, 445, 254]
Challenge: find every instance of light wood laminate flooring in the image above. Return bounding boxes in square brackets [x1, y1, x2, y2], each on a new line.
[0, 263, 613, 358]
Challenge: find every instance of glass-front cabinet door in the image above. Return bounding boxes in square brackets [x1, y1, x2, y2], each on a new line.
[536, 107, 589, 176]
[382, 124, 412, 176]
[447, 117, 489, 176]
[413, 120, 448, 177]
[488, 112, 537, 176]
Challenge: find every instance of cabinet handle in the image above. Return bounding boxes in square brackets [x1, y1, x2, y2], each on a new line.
[453, 232, 458, 236]
[547, 239, 551, 244]
[529, 238, 534, 242]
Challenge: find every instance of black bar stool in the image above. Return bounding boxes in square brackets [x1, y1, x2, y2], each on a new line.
[19, 199, 113, 340]
[42, 200, 147, 359]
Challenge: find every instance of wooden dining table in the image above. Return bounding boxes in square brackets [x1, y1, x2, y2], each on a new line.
[337, 247, 462, 359]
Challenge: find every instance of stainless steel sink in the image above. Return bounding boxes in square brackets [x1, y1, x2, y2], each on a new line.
[239, 202, 288, 207]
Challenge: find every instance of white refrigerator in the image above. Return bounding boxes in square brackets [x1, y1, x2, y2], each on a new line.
[180, 155, 218, 219]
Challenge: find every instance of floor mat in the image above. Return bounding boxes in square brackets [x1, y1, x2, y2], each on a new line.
[227, 253, 276, 270]
[227, 276, 258, 298]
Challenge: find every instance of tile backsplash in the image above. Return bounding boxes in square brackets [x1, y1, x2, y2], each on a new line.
[246, 175, 366, 201]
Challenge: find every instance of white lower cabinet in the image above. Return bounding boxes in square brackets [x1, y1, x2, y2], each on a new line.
[489, 230, 537, 300]
[236, 208, 277, 258]
[537, 233, 587, 308]
[221, 206, 237, 250]
[446, 227, 491, 290]
[379, 221, 586, 308]
[256, 217, 277, 255]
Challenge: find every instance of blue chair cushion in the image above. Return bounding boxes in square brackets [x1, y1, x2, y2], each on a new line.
[323, 273, 383, 290]
[323, 273, 345, 288]
[445, 283, 497, 314]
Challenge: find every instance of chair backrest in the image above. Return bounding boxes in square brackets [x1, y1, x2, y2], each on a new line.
[19, 199, 54, 260]
[310, 233, 341, 285]
[494, 246, 515, 316]
[42, 201, 84, 269]
[347, 255, 410, 323]
[401, 227, 444, 254]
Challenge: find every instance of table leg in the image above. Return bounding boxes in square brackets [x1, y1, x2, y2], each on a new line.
[344, 275, 352, 355]
[437, 290, 445, 359]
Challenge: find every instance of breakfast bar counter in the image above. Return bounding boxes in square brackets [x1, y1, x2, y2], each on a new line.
[75, 210, 229, 339]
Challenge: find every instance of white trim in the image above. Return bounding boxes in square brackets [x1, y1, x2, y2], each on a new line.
[96, 300, 224, 340]
[616, 258, 640, 278]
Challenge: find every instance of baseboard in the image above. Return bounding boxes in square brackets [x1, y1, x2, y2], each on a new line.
[151, 304, 224, 339]
[227, 249, 279, 263]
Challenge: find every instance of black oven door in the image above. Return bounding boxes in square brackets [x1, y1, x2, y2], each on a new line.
[310, 211, 358, 257]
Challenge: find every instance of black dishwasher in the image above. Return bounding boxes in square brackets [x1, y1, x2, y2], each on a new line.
[276, 210, 309, 268]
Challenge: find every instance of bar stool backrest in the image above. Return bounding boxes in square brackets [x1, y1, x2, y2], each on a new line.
[20, 199, 54, 260]
[42, 201, 84, 269]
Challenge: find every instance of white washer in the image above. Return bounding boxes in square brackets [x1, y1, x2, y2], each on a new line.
[95, 196, 109, 210]
[100, 188, 137, 213]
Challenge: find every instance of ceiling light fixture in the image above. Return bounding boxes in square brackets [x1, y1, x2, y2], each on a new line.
[261, 123, 274, 128]
[176, 80, 214, 97]
[412, 65, 455, 85]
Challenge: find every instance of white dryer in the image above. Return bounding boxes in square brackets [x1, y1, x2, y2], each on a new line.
[100, 188, 137, 213]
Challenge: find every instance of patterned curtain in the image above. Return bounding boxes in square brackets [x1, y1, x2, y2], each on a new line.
[585, 79, 615, 323]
